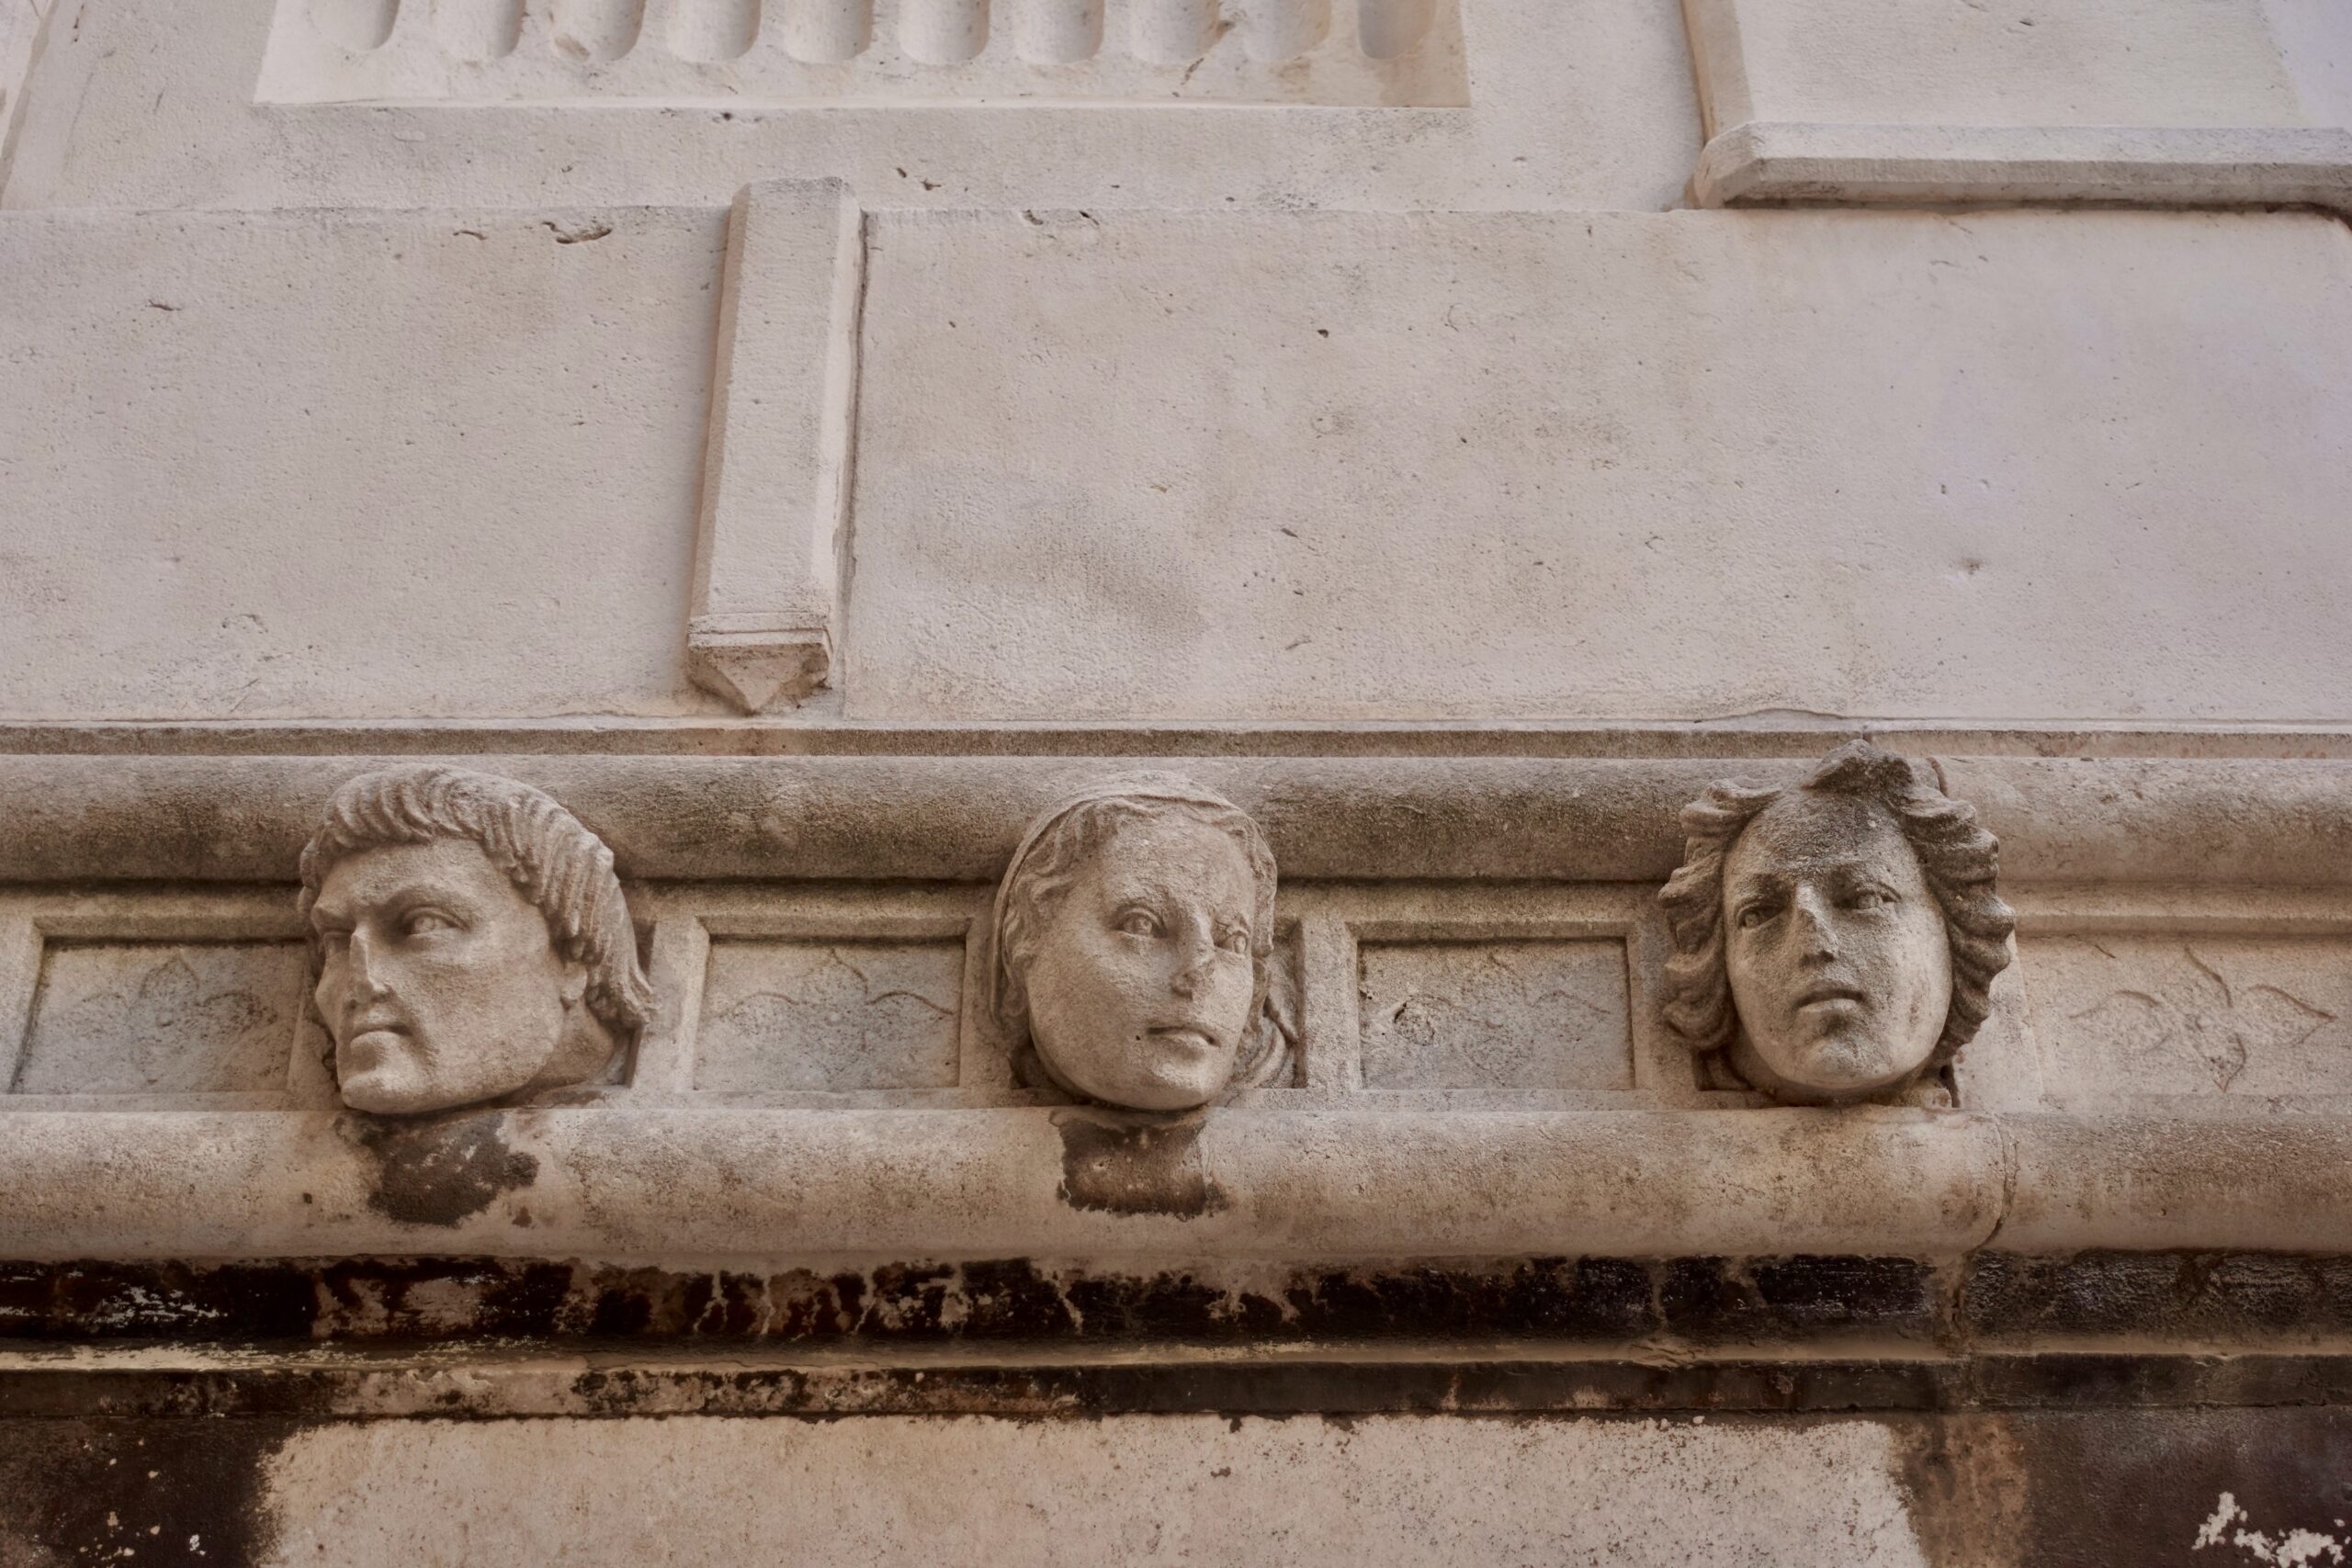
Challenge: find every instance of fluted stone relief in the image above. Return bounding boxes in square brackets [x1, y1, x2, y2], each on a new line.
[258, 0, 1468, 107]
[988, 773, 1293, 1111]
[1659, 741, 2017, 1106]
[298, 765, 653, 1115]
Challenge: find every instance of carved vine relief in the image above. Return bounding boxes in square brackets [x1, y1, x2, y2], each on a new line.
[294, 749, 2009, 1115]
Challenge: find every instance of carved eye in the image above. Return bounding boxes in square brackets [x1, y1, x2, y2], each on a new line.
[1849, 888, 1894, 911]
[402, 909, 458, 938]
[1116, 909, 1162, 939]
[1216, 925, 1250, 954]
[1736, 903, 1777, 931]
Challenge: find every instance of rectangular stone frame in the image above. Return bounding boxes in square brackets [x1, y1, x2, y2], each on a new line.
[0, 887, 328, 1111]
[685, 179, 865, 712]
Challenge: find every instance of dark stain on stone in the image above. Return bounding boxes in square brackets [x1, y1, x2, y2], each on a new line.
[17, 1353, 2352, 1426]
[0, 1416, 293, 1563]
[16, 1251, 2352, 1357]
[353, 1111, 539, 1227]
[1962, 1250, 2352, 1344]
[1053, 1111, 1228, 1220]
[1891, 1414, 2030, 1568]
[959, 1258, 1080, 1338]
[2004, 1407, 2352, 1567]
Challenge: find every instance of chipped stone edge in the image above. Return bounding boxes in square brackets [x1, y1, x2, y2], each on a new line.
[1690, 121, 2352, 215]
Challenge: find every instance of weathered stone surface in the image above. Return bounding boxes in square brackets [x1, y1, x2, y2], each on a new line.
[1357, 939, 1631, 1091]
[13, 940, 301, 1095]
[1659, 742, 2012, 1105]
[1681, 0, 2352, 212]
[6, 1405, 2349, 1566]
[0, 1107, 2010, 1262]
[7, 754, 2352, 888]
[254, 1415, 1934, 1566]
[2, 0, 1697, 213]
[300, 767, 652, 1115]
[256, 0, 1471, 107]
[843, 208, 2352, 724]
[2024, 934, 2352, 1104]
[1687, 0, 2315, 131]
[989, 774, 1284, 1109]
[0, 209, 728, 721]
[696, 939, 963, 1092]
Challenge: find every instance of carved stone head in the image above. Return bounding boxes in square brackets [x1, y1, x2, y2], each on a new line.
[989, 773, 1289, 1111]
[298, 766, 652, 1115]
[1658, 741, 2015, 1105]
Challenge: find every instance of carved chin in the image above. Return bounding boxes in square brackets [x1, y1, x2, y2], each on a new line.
[337, 1066, 442, 1116]
[1793, 1033, 1912, 1090]
[1042, 1033, 1234, 1111]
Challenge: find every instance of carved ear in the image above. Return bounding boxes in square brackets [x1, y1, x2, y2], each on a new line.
[559, 959, 590, 1009]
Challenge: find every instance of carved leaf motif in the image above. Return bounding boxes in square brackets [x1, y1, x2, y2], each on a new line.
[705, 947, 956, 1091]
[47, 951, 288, 1090]
[2065, 944, 2336, 1094]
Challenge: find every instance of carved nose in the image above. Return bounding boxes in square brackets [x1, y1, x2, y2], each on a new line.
[1792, 887, 1839, 961]
[1169, 927, 1215, 996]
[345, 928, 390, 1001]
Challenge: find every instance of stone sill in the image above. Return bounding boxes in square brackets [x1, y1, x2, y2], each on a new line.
[6, 1345, 2348, 1419]
[1690, 122, 2352, 215]
[0, 1106, 2342, 1264]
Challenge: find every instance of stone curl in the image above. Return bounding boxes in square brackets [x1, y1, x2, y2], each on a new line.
[297, 765, 653, 1042]
[988, 773, 1292, 1098]
[1657, 740, 2015, 1072]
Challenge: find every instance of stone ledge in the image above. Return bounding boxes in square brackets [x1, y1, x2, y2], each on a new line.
[5, 1348, 2349, 1419]
[4, 753, 2351, 885]
[0, 1106, 2346, 1264]
[1691, 122, 2352, 214]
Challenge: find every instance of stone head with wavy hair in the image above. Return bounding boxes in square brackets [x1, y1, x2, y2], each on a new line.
[1657, 741, 2014, 1104]
[299, 765, 652, 1115]
[989, 773, 1291, 1111]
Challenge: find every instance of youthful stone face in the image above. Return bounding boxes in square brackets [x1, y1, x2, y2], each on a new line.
[1022, 815, 1261, 1111]
[309, 837, 591, 1115]
[1720, 792, 1952, 1103]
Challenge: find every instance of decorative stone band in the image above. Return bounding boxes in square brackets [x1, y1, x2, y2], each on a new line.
[2, 753, 2350, 886]
[0, 1106, 2344, 1263]
[258, 0, 1466, 106]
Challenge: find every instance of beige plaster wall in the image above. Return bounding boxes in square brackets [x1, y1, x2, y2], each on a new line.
[842, 206, 2352, 726]
[0, 207, 729, 720]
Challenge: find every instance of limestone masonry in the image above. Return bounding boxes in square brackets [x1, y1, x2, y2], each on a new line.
[3, 1, 2352, 1562]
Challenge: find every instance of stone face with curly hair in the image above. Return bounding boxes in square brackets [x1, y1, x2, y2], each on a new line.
[989, 773, 1288, 1111]
[1657, 741, 2015, 1104]
[299, 765, 652, 1115]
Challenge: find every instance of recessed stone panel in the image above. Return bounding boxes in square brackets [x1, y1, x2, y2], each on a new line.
[13, 940, 304, 1095]
[695, 938, 963, 1093]
[2024, 934, 2352, 1101]
[1357, 939, 1631, 1092]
